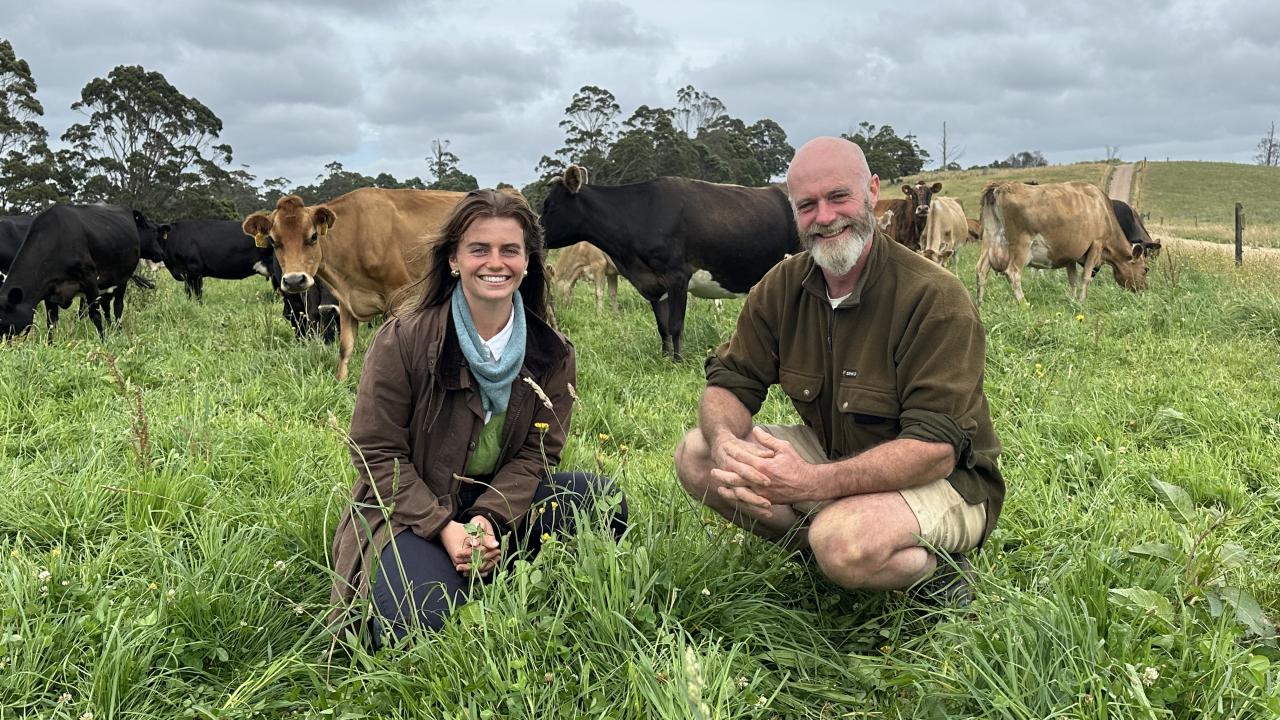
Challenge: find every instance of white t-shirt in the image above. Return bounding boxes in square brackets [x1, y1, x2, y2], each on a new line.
[828, 292, 851, 309]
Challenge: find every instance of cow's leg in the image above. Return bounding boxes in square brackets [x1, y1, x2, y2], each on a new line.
[1009, 263, 1026, 304]
[86, 297, 107, 340]
[1078, 245, 1102, 303]
[111, 285, 127, 324]
[1065, 264, 1080, 301]
[45, 304, 59, 344]
[607, 274, 619, 312]
[666, 276, 692, 362]
[336, 304, 358, 381]
[648, 296, 672, 356]
[593, 276, 604, 313]
[975, 247, 991, 304]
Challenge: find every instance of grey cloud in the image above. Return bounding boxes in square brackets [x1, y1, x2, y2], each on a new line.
[567, 1, 670, 51]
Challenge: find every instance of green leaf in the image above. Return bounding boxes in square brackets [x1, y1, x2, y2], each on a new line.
[1108, 587, 1175, 627]
[1128, 542, 1183, 565]
[1220, 587, 1276, 639]
[1149, 476, 1195, 524]
[1215, 543, 1250, 570]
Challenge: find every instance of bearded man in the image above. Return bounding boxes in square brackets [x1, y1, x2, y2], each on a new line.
[673, 137, 1004, 605]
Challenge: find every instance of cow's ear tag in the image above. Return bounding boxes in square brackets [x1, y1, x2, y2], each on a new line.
[318, 223, 329, 237]
[254, 231, 268, 248]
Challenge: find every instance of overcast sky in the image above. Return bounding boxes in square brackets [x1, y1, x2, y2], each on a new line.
[7, 0, 1279, 190]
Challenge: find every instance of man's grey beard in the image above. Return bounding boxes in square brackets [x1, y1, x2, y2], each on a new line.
[800, 199, 876, 276]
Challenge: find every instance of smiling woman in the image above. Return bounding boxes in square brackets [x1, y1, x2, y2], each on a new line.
[328, 188, 628, 643]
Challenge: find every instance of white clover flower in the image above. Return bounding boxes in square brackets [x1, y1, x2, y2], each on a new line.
[37, 569, 51, 583]
[732, 532, 745, 545]
[57, 692, 72, 704]
[80, 712, 94, 720]
[166, 588, 176, 599]
[754, 696, 767, 709]
[273, 560, 286, 572]
[1142, 665, 1159, 686]
[736, 676, 749, 690]
[293, 605, 306, 616]
[701, 588, 710, 596]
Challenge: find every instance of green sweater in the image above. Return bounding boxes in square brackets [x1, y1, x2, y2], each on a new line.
[705, 235, 1005, 544]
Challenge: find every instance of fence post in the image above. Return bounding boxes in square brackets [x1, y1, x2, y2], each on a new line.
[1235, 202, 1244, 267]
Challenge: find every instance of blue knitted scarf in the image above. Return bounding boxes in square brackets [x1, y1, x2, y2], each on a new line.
[451, 284, 526, 415]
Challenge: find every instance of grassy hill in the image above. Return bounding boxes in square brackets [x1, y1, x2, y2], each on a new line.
[2, 248, 1279, 717]
[1134, 161, 1280, 248]
[901, 162, 1115, 219]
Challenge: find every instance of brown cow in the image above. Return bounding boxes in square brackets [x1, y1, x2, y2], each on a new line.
[242, 188, 465, 380]
[873, 181, 941, 251]
[919, 196, 967, 269]
[965, 217, 982, 243]
[976, 181, 1147, 305]
[549, 241, 618, 312]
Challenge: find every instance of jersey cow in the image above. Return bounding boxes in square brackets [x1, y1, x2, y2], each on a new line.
[0, 205, 143, 338]
[918, 196, 967, 269]
[539, 165, 800, 361]
[159, 219, 275, 300]
[873, 181, 941, 251]
[977, 181, 1148, 304]
[548, 241, 619, 312]
[242, 188, 466, 380]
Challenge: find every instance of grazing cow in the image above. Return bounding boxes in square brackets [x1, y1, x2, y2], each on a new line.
[919, 196, 967, 269]
[966, 217, 982, 243]
[873, 181, 941, 251]
[549, 241, 619, 312]
[1111, 200, 1161, 258]
[977, 181, 1147, 304]
[539, 165, 800, 360]
[0, 215, 34, 282]
[242, 188, 466, 380]
[0, 204, 141, 338]
[268, 254, 339, 343]
[158, 219, 275, 300]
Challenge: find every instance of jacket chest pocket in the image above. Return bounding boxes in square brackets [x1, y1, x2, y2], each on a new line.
[779, 367, 824, 434]
[837, 383, 901, 450]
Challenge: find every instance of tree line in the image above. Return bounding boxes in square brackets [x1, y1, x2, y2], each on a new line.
[0, 39, 963, 221]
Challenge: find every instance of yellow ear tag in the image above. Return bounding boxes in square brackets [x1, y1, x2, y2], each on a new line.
[318, 223, 329, 237]
[253, 231, 268, 248]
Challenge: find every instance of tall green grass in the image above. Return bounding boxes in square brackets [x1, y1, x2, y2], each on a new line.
[1, 250, 1278, 718]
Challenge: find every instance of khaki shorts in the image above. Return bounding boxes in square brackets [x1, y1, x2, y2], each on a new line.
[760, 424, 986, 553]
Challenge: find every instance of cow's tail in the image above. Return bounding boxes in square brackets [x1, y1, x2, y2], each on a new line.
[979, 183, 1009, 271]
[130, 273, 156, 290]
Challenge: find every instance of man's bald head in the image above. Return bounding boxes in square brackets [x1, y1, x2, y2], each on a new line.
[786, 136, 874, 191]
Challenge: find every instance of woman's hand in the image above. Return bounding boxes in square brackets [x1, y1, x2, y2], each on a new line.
[441, 518, 502, 576]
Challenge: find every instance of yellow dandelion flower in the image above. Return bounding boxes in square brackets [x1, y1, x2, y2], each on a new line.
[537, 506, 545, 514]
[1075, 313, 1085, 321]
[550, 501, 558, 510]
[148, 582, 158, 591]
[541, 532, 552, 542]
[534, 421, 550, 432]
[619, 444, 629, 452]
[598, 433, 609, 442]
[50, 547, 61, 558]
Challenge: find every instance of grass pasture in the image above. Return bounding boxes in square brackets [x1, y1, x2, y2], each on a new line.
[2, 246, 1280, 718]
[902, 162, 1115, 220]
[1135, 161, 1280, 248]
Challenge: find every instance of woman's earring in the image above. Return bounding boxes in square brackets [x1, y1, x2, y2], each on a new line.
[450, 269, 460, 277]
[523, 269, 529, 277]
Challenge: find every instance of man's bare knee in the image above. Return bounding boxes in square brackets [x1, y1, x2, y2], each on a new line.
[808, 512, 878, 587]
[674, 429, 714, 496]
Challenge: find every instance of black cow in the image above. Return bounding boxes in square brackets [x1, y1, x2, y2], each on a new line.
[540, 165, 801, 361]
[1111, 200, 1161, 258]
[0, 215, 34, 282]
[157, 219, 274, 300]
[0, 205, 141, 338]
[268, 254, 339, 343]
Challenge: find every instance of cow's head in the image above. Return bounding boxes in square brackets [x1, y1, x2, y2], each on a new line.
[0, 284, 36, 338]
[1106, 242, 1149, 291]
[905, 182, 942, 217]
[133, 209, 165, 263]
[539, 165, 590, 250]
[242, 195, 336, 294]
